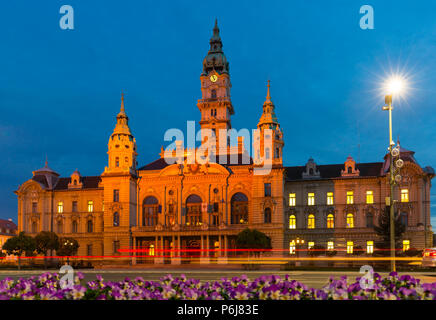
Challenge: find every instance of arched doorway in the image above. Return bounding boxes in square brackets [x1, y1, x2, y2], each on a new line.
[186, 194, 202, 226]
[231, 192, 248, 224]
[143, 196, 159, 226]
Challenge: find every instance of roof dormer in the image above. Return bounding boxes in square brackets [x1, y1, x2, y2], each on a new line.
[341, 156, 360, 177]
[68, 169, 83, 189]
[302, 158, 320, 179]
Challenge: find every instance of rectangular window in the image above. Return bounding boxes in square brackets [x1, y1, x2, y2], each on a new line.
[346, 191, 354, 204]
[87, 244, 93, 257]
[327, 192, 334, 205]
[289, 193, 296, 206]
[113, 189, 119, 202]
[57, 201, 63, 213]
[113, 240, 120, 254]
[308, 241, 315, 250]
[403, 240, 410, 252]
[88, 200, 94, 213]
[327, 241, 334, 251]
[346, 241, 354, 254]
[308, 193, 315, 206]
[264, 183, 271, 197]
[72, 201, 78, 212]
[289, 215, 296, 229]
[32, 202, 38, 213]
[401, 189, 409, 203]
[366, 191, 374, 204]
[367, 241, 374, 254]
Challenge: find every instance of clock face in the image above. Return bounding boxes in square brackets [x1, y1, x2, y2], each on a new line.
[210, 74, 218, 82]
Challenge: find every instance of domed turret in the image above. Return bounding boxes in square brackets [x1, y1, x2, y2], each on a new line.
[202, 19, 229, 76]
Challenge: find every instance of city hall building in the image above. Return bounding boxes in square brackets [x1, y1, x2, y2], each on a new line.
[15, 21, 434, 266]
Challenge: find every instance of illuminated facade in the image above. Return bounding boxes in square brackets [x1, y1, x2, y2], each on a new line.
[14, 21, 434, 266]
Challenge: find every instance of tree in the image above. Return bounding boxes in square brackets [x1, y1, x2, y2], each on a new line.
[373, 206, 406, 255]
[236, 228, 272, 258]
[35, 231, 60, 269]
[57, 237, 79, 265]
[2, 232, 36, 270]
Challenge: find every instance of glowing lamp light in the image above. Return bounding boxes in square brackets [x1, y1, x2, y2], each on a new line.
[387, 77, 404, 94]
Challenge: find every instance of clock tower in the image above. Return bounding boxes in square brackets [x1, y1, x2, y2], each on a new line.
[197, 19, 234, 154]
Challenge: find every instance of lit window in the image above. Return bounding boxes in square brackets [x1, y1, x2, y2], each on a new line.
[366, 191, 374, 204]
[367, 241, 374, 254]
[87, 200, 94, 213]
[346, 213, 354, 228]
[401, 189, 409, 202]
[289, 193, 296, 206]
[289, 241, 296, 254]
[57, 201, 63, 213]
[327, 192, 334, 205]
[307, 214, 315, 229]
[308, 193, 315, 206]
[403, 240, 410, 252]
[308, 241, 315, 250]
[289, 215, 296, 229]
[347, 241, 354, 254]
[327, 214, 334, 228]
[148, 244, 155, 256]
[327, 241, 334, 251]
[346, 191, 354, 204]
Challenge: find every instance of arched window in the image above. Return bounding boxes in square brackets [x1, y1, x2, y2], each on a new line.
[113, 212, 120, 227]
[72, 220, 78, 233]
[143, 196, 159, 226]
[346, 213, 354, 228]
[307, 214, 315, 229]
[230, 193, 248, 224]
[366, 213, 373, 228]
[211, 89, 217, 99]
[309, 168, 314, 175]
[327, 214, 334, 228]
[87, 220, 93, 233]
[289, 215, 296, 229]
[115, 157, 119, 167]
[186, 194, 202, 226]
[264, 208, 271, 223]
[275, 147, 280, 159]
[347, 166, 352, 174]
[400, 212, 408, 227]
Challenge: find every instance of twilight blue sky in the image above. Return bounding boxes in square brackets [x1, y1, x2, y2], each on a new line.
[0, 1, 435, 226]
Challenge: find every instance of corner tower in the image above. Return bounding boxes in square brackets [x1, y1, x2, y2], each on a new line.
[257, 81, 284, 166]
[197, 19, 234, 153]
[104, 93, 137, 174]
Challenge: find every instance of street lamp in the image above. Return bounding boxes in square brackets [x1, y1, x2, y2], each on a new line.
[382, 76, 405, 272]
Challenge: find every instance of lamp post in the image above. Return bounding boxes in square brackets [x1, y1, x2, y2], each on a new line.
[293, 237, 304, 267]
[382, 77, 405, 272]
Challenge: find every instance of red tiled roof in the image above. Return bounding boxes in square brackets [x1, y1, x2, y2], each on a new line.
[0, 219, 17, 233]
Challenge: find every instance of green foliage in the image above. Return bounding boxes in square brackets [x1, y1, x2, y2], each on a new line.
[374, 206, 406, 252]
[307, 245, 326, 257]
[2, 232, 36, 257]
[236, 228, 271, 257]
[57, 237, 79, 257]
[2, 232, 36, 269]
[34, 231, 59, 255]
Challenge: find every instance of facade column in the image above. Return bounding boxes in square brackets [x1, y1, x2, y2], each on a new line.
[171, 235, 175, 258]
[224, 235, 228, 257]
[206, 235, 210, 258]
[201, 235, 204, 257]
[132, 237, 137, 265]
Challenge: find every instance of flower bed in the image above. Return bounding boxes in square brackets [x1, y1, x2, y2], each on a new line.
[0, 272, 435, 300]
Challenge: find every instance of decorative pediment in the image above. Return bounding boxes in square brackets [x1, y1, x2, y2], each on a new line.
[304, 206, 318, 215]
[343, 204, 358, 213]
[110, 203, 123, 212]
[68, 170, 83, 189]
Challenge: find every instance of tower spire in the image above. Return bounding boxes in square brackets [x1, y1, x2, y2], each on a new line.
[120, 91, 125, 113]
[266, 80, 271, 103]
